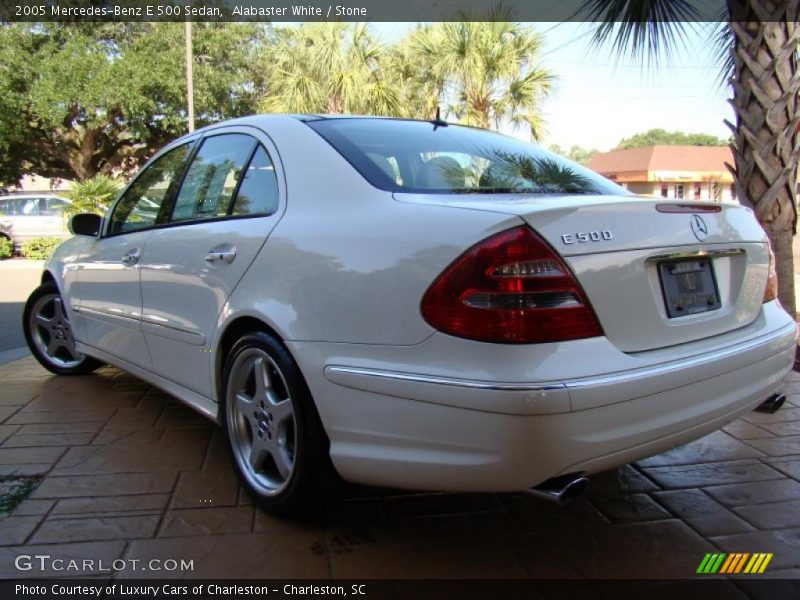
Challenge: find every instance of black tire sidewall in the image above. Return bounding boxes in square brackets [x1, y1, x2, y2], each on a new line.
[221, 331, 330, 515]
[23, 282, 100, 376]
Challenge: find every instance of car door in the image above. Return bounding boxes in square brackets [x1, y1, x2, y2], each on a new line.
[70, 141, 195, 369]
[13, 197, 55, 244]
[139, 128, 284, 397]
[43, 197, 71, 238]
[0, 198, 16, 241]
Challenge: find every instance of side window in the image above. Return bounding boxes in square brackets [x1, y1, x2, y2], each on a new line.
[20, 198, 41, 215]
[109, 143, 191, 235]
[231, 146, 280, 216]
[0, 199, 14, 215]
[171, 134, 255, 223]
[44, 197, 69, 216]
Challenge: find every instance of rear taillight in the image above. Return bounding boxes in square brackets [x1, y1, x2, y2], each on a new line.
[764, 243, 778, 303]
[421, 225, 603, 343]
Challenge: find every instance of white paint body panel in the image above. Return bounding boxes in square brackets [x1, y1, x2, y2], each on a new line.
[70, 231, 153, 369]
[43, 115, 797, 492]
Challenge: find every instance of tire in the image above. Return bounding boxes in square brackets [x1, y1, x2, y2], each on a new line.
[23, 282, 102, 375]
[221, 331, 334, 515]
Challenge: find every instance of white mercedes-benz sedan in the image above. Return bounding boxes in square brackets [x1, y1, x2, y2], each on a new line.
[23, 115, 796, 513]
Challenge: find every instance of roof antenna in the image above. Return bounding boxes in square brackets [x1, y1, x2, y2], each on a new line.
[432, 106, 448, 130]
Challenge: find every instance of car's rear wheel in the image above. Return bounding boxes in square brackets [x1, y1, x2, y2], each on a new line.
[222, 331, 333, 515]
[23, 282, 101, 375]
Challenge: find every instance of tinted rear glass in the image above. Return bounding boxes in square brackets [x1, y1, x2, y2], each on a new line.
[307, 119, 626, 196]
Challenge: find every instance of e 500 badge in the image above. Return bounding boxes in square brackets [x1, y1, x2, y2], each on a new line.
[561, 230, 613, 245]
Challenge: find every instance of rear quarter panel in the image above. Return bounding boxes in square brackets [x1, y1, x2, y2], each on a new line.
[220, 117, 517, 346]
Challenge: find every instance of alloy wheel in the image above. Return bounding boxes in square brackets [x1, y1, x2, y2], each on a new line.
[28, 293, 84, 368]
[226, 349, 297, 496]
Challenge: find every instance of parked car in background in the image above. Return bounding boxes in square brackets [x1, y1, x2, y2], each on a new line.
[22, 115, 796, 515]
[0, 193, 71, 251]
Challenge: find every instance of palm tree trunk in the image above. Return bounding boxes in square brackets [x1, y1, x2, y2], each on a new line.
[726, 1, 799, 316]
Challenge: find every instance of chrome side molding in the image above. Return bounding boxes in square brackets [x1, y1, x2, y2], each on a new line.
[325, 321, 797, 394]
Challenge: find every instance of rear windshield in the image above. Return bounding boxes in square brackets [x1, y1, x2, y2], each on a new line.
[306, 118, 626, 196]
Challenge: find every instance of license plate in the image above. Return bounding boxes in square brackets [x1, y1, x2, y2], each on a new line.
[658, 259, 721, 318]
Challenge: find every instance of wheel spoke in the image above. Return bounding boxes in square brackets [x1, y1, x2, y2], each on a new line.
[53, 297, 65, 322]
[253, 357, 270, 402]
[46, 337, 61, 356]
[272, 444, 293, 479]
[248, 435, 269, 471]
[270, 397, 293, 430]
[36, 314, 54, 330]
[235, 392, 254, 416]
[62, 342, 81, 361]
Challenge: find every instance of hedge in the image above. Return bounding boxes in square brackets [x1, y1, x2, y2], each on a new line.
[20, 237, 63, 260]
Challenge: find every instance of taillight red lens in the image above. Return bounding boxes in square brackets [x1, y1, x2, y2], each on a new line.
[421, 226, 603, 343]
[763, 242, 778, 303]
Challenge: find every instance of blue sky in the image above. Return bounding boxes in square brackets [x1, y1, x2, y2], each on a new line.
[370, 22, 733, 150]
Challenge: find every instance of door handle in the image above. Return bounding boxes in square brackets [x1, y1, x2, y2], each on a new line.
[121, 248, 141, 266]
[205, 244, 237, 265]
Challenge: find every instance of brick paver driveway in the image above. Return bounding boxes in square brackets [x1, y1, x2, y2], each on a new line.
[1, 356, 800, 585]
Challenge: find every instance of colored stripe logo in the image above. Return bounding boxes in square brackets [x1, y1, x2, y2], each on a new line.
[696, 553, 773, 574]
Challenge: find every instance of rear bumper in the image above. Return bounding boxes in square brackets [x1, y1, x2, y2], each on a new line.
[293, 302, 796, 491]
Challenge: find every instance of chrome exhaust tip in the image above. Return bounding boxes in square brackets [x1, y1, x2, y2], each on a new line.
[754, 393, 786, 414]
[526, 473, 589, 505]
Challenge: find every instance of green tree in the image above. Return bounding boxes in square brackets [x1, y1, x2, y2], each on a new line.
[396, 17, 554, 139]
[0, 22, 266, 186]
[549, 144, 600, 165]
[616, 128, 729, 149]
[580, 0, 799, 315]
[64, 175, 121, 216]
[258, 23, 399, 115]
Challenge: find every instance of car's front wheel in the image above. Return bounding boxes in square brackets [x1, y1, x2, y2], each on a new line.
[23, 282, 102, 375]
[222, 331, 333, 515]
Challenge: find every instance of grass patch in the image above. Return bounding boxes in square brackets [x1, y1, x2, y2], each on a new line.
[0, 477, 40, 515]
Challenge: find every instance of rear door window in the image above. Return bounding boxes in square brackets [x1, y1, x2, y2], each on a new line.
[171, 134, 256, 223]
[44, 197, 69, 216]
[231, 146, 280, 216]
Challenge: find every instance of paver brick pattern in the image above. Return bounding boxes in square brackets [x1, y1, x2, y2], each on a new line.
[1, 357, 800, 584]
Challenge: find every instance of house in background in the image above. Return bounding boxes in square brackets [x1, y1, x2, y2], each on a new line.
[588, 145, 736, 203]
[11, 175, 72, 194]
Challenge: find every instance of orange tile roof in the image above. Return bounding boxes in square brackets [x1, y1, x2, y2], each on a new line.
[588, 145, 734, 174]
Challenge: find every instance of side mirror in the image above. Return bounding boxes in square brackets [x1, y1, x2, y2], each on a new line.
[69, 213, 102, 237]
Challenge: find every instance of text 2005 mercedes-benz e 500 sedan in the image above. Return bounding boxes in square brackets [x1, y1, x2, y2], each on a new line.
[23, 115, 796, 513]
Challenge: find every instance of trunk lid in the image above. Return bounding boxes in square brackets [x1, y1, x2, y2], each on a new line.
[397, 193, 771, 352]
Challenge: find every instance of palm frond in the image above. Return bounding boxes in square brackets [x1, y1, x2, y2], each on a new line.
[577, 0, 700, 65]
[709, 17, 734, 88]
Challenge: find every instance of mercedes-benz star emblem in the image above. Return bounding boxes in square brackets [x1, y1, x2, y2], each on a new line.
[690, 215, 708, 241]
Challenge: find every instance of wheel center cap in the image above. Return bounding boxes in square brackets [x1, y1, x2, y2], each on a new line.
[256, 410, 271, 432]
